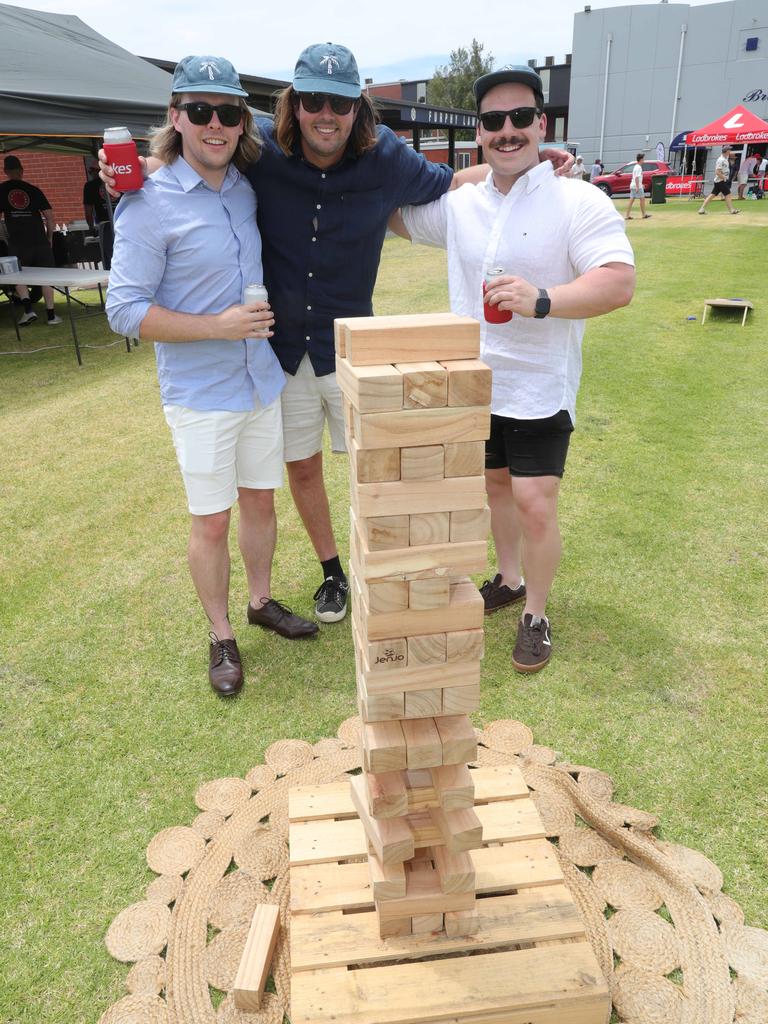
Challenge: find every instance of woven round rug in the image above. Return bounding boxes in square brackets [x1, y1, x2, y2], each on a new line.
[100, 718, 767, 1024]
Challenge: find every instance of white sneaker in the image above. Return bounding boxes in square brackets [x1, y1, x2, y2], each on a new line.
[46, 314, 63, 325]
[18, 310, 38, 326]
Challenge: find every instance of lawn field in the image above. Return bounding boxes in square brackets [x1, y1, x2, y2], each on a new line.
[1, 197, 766, 1022]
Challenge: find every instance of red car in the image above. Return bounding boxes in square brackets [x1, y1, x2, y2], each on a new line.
[591, 160, 673, 196]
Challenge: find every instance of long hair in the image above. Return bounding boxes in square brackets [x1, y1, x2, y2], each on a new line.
[149, 95, 262, 171]
[273, 87, 379, 159]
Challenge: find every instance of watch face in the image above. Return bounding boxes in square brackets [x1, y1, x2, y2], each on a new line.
[535, 290, 550, 317]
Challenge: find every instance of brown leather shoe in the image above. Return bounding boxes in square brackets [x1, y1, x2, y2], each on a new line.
[208, 633, 243, 696]
[247, 598, 319, 638]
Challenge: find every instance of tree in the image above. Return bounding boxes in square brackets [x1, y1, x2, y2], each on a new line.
[428, 40, 494, 112]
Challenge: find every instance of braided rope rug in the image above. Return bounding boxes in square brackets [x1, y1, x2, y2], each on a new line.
[100, 718, 768, 1024]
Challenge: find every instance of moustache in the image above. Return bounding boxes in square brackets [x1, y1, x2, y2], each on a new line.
[489, 137, 528, 150]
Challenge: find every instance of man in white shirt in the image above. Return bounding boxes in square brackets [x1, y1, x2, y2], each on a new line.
[571, 156, 586, 179]
[737, 152, 760, 200]
[699, 146, 740, 215]
[391, 65, 635, 672]
[624, 153, 650, 220]
[590, 159, 602, 183]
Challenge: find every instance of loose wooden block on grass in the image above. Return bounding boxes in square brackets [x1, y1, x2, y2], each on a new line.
[395, 361, 448, 409]
[233, 904, 280, 1011]
[400, 445, 445, 481]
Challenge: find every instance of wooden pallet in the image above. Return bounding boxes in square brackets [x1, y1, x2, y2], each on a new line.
[289, 764, 610, 1024]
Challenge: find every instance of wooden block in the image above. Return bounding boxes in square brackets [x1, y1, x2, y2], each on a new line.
[357, 678, 405, 723]
[444, 440, 485, 478]
[395, 361, 447, 409]
[233, 904, 281, 1011]
[364, 515, 410, 551]
[350, 775, 414, 865]
[442, 682, 481, 715]
[366, 637, 408, 673]
[367, 580, 409, 614]
[411, 913, 444, 935]
[404, 688, 442, 718]
[366, 845, 406, 901]
[435, 714, 478, 765]
[378, 916, 411, 938]
[353, 474, 486, 517]
[401, 717, 443, 769]
[446, 628, 485, 663]
[407, 632, 446, 667]
[350, 438, 400, 483]
[357, 581, 482, 643]
[333, 318, 347, 357]
[431, 764, 475, 812]
[335, 357, 403, 412]
[366, 771, 408, 819]
[409, 511, 450, 546]
[362, 720, 407, 773]
[440, 358, 492, 407]
[444, 908, 481, 937]
[342, 395, 355, 440]
[433, 846, 476, 894]
[362, 659, 481, 696]
[408, 577, 450, 609]
[400, 445, 444, 481]
[450, 506, 491, 543]
[355, 406, 490, 451]
[338, 312, 480, 366]
[376, 863, 475, 919]
[431, 805, 483, 853]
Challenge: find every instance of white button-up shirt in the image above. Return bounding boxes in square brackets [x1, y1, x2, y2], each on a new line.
[402, 161, 634, 423]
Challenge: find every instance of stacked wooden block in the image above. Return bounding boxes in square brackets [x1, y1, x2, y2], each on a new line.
[335, 312, 492, 939]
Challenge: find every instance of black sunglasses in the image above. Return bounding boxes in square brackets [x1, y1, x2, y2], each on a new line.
[479, 107, 540, 132]
[178, 102, 244, 127]
[297, 92, 357, 116]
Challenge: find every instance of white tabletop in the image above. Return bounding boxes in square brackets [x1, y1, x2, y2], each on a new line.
[0, 267, 109, 289]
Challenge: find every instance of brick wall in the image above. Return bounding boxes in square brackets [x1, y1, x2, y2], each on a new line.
[3, 150, 92, 226]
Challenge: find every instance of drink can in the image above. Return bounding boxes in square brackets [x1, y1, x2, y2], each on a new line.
[483, 266, 512, 324]
[243, 283, 269, 305]
[103, 127, 143, 192]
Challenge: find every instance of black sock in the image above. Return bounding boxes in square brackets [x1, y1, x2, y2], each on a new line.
[22, 298, 32, 313]
[321, 555, 345, 582]
[47, 308, 56, 321]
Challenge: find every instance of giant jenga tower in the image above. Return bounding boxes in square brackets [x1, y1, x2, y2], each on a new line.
[336, 311, 491, 938]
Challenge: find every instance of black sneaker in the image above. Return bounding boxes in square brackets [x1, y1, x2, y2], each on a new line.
[512, 613, 552, 673]
[479, 573, 526, 615]
[313, 576, 349, 623]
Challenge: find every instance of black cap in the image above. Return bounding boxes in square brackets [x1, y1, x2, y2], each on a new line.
[3, 155, 22, 171]
[473, 65, 544, 110]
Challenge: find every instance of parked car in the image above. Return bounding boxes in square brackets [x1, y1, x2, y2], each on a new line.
[591, 160, 673, 196]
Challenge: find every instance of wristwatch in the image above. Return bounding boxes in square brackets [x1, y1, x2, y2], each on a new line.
[534, 288, 551, 319]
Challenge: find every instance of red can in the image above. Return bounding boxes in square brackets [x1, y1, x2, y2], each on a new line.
[103, 127, 144, 192]
[483, 267, 512, 324]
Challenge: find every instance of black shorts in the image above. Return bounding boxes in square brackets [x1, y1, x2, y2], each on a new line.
[711, 180, 731, 197]
[485, 410, 574, 478]
[8, 241, 55, 269]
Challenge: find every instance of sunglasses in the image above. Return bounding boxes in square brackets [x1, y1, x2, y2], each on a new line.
[178, 102, 244, 127]
[479, 107, 540, 132]
[297, 92, 357, 116]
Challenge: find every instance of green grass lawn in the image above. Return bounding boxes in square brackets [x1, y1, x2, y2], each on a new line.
[1, 198, 767, 1022]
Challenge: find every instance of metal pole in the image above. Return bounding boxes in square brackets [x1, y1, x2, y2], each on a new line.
[599, 34, 613, 164]
[669, 24, 687, 147]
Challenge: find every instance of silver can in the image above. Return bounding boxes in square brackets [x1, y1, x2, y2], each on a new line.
[243, 283, 268, 305]
[484, 266, 506, 288]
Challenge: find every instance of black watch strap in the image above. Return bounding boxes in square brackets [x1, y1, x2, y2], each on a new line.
[534, 288, 551, 319]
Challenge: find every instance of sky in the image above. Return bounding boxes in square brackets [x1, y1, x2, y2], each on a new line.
[3, 0, 716, 84]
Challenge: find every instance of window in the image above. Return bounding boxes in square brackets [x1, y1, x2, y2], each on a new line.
[455, 152, 471, 170]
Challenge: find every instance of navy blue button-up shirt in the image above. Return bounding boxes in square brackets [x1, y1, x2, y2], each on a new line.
[247, 121, 453, 377]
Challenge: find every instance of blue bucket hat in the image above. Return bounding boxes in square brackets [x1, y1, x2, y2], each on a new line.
[171, 56, 248, 97]
[473, 65, 544, 110]
[293, 43, 361, 99]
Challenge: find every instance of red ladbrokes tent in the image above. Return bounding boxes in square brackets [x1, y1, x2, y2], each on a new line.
[685, 106, 768, 147]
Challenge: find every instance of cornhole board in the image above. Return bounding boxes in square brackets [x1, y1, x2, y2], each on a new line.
[702, 298, 754, 326]
[288, 764, 610, 1024]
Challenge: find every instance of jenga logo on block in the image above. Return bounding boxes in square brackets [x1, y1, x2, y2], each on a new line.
[376, 648, 405, 665]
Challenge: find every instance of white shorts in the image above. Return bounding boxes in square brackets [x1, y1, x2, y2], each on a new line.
[629, 186, 645, 198]
[163, 401, 283, 516]
[281, 353, 346, 462]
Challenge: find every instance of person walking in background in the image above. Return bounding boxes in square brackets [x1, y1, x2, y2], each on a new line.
[0, 156, 62, 326]
[107, 56, 318, 697]
[736, 151, 759, 201]
[590, 158, 602, 182]
[624, 153, 650, 220]
[698, 146, 740, 215]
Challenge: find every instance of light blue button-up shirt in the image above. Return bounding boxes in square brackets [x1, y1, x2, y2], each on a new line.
[106, 157, 285, 412]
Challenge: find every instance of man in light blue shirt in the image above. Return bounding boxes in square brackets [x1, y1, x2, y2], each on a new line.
[107, 55, 317, 697]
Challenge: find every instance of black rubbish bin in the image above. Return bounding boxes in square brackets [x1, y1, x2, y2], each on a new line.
[651, 174, 668, 204]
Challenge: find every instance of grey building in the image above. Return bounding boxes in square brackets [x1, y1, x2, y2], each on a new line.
[568, 0, 768, 172]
